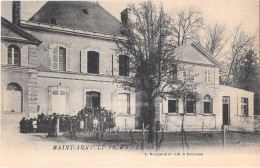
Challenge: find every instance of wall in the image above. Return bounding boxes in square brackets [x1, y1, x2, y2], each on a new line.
[26, 30, 116, 75]
[1, 67, 29, 116]
[158, 58, 221, 131]
[1, 41, 37, 118]
[219, 85, 255, 131]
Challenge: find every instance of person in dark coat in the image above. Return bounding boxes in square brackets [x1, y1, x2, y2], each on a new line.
[43, 116, 48, 133]
[24, 119, 30, 133]
[70, 117, 77, 140]
[84, 113, 88, 133]
[46, 116, 53, 137]
[19, 117, 26, 133]
[51, 113, 58, 137]
[29, 118, 34, 133]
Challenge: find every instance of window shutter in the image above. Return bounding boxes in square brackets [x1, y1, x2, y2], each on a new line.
[179, 99, 184, 114]
[208, 69, 211, 82]
[113, 54, 119, 76]
[205, 69, 208, 82]
[48, 44, 53, 69]
[66, 48, 73, 71]
[80, 50, 87, 73]
[176, 99, 179, 113]
[21, 46, 28, 67]
[49, 44, 58, 70]
[128, 57, 134, 78]
[211, 100, 214, 114]
[112, 92, 118, 113]
[197, 100, 203, 115]
[130, 93, 136, 115]
[162, 98, 168, 113]
[53, 44, 59, 70]
[99, 51, 106, 74]
[1, 43, 7, 64]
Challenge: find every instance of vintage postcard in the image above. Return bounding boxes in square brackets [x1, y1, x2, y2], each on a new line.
[1, 0, 260, 167]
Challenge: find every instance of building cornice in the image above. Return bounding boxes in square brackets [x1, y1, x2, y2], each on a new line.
[20, 20, 124, 41]
[180, 60, 219, 68]
[1, 36, 39, 45]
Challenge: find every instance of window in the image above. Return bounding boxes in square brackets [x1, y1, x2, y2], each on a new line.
[184, 67, 194, 81]
[170, 64, 178, 81]
[205, 68, 211, 83]
[8, 45, 20, 66]
[241, 98, 248, 116]
[204, 95, 212, 114]
[117, 93, 130, 114]
[86, 91, 100, 108]
[88, 51, 99, 74]
[168, 99, 178, 113]
[119, 55, 129, 76]
[59, 47, 66, 71]
[186, 94, 196, 114]
[49, 44, 73, 71]
[4, 83, 23, 112]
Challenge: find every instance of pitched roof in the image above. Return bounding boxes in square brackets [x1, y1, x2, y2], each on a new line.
[175, 42, 221, 67]
[1, 17, 41, 45]
[29, 1, 122, 36]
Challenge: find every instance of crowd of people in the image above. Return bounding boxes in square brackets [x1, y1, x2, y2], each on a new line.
[19, 106, 117, 138]
[19, 113, 58, 137]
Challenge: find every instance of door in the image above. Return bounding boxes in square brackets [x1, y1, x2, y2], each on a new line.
[222, 96, 230, 125]
[86, 92, 100, 108]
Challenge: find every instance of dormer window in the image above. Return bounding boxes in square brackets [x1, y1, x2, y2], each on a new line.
[49, 18, 58, 25]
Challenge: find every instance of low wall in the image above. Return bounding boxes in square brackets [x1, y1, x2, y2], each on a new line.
[115, 114, 135, 131]
[162, 114, 217, 132]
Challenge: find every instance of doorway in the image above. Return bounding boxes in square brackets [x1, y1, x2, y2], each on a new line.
[222, 96, 230, 125]
[86, 91, 100, 108]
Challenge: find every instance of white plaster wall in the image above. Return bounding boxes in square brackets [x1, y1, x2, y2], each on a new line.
[219, 85, 255, 131]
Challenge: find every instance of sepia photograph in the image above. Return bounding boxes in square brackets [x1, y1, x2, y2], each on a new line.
[1, 0, 260, 167]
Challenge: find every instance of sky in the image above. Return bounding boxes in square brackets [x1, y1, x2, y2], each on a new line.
[1, 0, 259, 55]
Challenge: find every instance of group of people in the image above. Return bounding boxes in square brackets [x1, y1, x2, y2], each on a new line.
[19, 106, 117, 138]
[19, 117, 38, 133]
[77, 106, 117, 133]
[19, 113, 58, 137]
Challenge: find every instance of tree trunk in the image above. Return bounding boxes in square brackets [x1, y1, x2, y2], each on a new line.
[147, 99, 156, 144]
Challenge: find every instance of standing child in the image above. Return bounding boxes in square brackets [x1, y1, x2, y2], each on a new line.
[32, 118, 37, 133]
[79, 119, 84, 132]
[93, 117, 98, 133]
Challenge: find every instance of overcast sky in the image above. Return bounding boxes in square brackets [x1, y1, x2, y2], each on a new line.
[1, 0, 259, 54]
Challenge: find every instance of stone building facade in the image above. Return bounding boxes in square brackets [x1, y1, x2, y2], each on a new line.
[1, 16, 41, 123]
[1, 1, 256, 131]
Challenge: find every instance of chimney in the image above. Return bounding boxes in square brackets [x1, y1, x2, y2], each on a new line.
[121, 8, 131, 25]
[12, 1, 21, 26]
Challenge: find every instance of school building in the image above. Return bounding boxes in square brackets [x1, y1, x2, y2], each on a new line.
[1, 1, 257, 132]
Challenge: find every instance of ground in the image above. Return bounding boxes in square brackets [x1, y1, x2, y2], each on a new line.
[1, 117, 260, 167]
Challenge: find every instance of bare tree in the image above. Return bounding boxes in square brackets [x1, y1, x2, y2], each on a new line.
[114, 1, 198, 144]
[203, 24, 227, 59]
[224, 24, 255, 85]
[172, 7, 204, 47]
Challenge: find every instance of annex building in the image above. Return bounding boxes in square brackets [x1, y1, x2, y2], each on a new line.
[1, 1, 257, 132]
